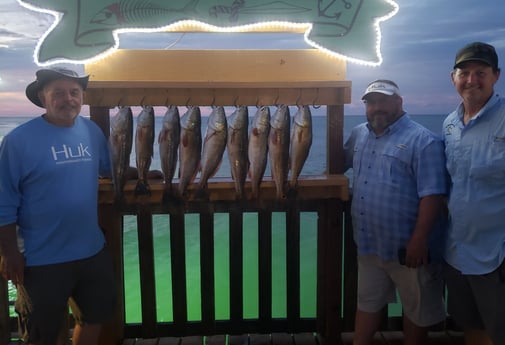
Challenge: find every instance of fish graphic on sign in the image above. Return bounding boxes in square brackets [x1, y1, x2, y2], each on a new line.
[18, 0, 398, 65]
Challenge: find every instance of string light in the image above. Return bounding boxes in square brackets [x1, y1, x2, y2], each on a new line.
[18, 0, 399, 67]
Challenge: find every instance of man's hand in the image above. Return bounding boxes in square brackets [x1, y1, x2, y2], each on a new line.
[0, 249, 25, 285]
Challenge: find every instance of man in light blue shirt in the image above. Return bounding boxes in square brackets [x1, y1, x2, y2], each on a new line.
[443, 41, 505, 345]
[345, 80, 448, 345]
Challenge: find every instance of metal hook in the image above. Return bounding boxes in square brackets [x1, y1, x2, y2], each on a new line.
[211, 90, 216, 107]
[185, 96, 192, 108]
[312, 89, 321, 109]
[273, 93, 280, 107]
[296, 89, 302, 107]
[233, 95, 239, 107]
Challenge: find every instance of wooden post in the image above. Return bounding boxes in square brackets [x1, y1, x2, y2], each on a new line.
[98, 204, 125, 345]
[0, 277, 9, 345]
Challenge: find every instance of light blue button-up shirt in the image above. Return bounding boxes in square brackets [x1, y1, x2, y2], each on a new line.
[443, 94, 505, 274]
[345, 115, 448, 262]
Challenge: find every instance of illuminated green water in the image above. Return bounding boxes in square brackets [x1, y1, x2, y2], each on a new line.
[122, 212, 318, 323]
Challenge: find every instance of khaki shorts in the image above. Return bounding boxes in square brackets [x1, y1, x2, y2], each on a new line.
[357, 255, 446, 327]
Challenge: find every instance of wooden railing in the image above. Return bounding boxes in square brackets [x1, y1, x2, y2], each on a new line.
[95, 177, 349, 344]
[0, 189, 354, 345]
[0, 195, 463, 345]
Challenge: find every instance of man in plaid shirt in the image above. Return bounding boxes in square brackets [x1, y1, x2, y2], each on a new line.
[344, 79, 448, 345]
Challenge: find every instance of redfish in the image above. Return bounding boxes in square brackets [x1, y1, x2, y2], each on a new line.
[178, 106, 202, 198]
[289, 105, 312, 190]
[109, 106, 133, 202]
[158, 106, 180, 198]
[227, 106, 249, 199]
[196, 106, 227, 198]
[268, 105, 290, 199]
[248, 106, 270, 199]
[135, 106, 155, 196]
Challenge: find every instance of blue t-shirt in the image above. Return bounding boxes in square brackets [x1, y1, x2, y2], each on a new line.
[344, 114, 448, 262]
[443, 94, 505, 274]
[0, 116, 111, 266]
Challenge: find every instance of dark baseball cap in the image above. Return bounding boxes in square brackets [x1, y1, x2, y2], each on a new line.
[454, 42, 499, 70]
[25, 67, 89, 108]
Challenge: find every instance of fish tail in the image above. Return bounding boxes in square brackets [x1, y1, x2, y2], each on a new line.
[135, 179, 151, 196]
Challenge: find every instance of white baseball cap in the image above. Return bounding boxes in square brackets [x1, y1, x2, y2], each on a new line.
[361, 80, 401, 100]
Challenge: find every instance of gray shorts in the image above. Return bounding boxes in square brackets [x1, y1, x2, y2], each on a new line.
[357, 255, 446, 327]
[15, 248, 116, 344]
[444, 260, 505, 344]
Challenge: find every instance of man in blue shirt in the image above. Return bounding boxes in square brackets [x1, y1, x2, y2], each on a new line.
[443, 42, 505, 345]
[344, 80, 448, 345]
[0, 67, 115, 345]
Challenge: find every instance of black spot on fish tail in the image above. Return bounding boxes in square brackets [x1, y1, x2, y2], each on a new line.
[194, 186, 210, 201]
[286, 187, 298, 199]
[135, 180, 151, 196]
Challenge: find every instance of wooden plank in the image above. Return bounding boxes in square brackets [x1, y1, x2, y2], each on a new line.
[0, 277, 9, 345]
[342, 202, 357, 331]
[204, 334, 226, 345]
[134, 339, 159, 345]
[180, 336, 204, 345]
[249, 334, 270, 345]
[89, 106, 111, 139]
[229, 209, 244, 328]
[158, 338, 181, 345]
[271, 333, 293, 345]
[200, 211, 216, 331]
[293, 333, 317, 345]
[285, 204, 300, 331]
[85, 50, 346, 84]
[316, 200, 343, 345]
[228, 334, 248, 345]
[98, 204, 125, 344]
[158, 337, 181, 345]
[98, 175, 350, 205]
[327, 105, 345, 175]
[137, 206, 158, 337]
[170, 211, 188, 327]
[258, 210, 272, 327]
[85, 85, 351, 107]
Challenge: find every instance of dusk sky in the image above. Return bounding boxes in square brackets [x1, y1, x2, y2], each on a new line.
[1, 0, 505, 116]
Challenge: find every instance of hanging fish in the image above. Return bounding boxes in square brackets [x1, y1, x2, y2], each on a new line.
[268, 105, 290, 200]
[158, 105, 180, 199]
[178, 106, 202, 198]
[135, 105, 155, 196]
[109, 106, 133, 202]
[289, 105, 312, 191]
[248, 106, 270, 199]
[196, 106, 227, 199]
[227, 105, 249, 200]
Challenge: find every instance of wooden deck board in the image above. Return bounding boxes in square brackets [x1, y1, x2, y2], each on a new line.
[270, 333, 293, 345]
[228, 334, 249, 345]
[204, 335, 226, 345]
[8, 331, 465, 345]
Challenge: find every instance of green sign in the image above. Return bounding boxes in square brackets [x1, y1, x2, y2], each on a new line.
[19, 0, 398, 65]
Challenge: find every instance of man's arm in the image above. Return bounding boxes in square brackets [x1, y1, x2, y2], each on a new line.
[0, 223, 24, 285]
[405, 194, 446, 268]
